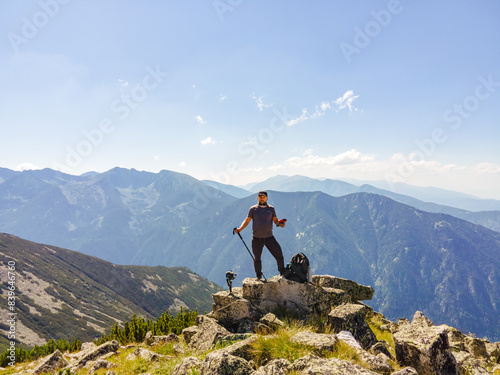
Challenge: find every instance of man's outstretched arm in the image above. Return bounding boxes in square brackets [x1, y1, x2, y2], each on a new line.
[235, 217, 251, 233]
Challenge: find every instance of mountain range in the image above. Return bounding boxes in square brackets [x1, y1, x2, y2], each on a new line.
[0, 233, 221, 352]
[0, 167, 499, 341]
[238, 175, 500, 233]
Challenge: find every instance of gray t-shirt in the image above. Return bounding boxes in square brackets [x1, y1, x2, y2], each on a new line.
[248, 204, 277, 238]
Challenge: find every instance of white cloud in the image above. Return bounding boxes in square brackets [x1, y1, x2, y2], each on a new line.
[195, 115, 207, 125]
[285, 149, 375, 169]
[179, 161, 186, 167]
[251, 93, 273, 111]
[153, 155, 160, 161]
[16, 163, 40, 171]
[472, 162, 500, 174]
[287, 108, 308, 126]
[333, 90, 359, 112]
[118, 78, 128, 87]
[219, 94, 227, 102]
[201, 136, 215, 145]
[286, 90, 360, 126]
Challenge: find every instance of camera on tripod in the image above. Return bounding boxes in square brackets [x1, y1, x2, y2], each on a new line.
[225, 270, 237, 293]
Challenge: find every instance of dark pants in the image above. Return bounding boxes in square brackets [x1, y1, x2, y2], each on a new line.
[252, 236, 285, 277]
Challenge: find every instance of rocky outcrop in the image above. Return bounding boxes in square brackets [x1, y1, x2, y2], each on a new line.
[171, 356, 202, 375]
[185, 315, 231, 351]
[290, 331, 337, 351]
[253, 358, 291, 374]
[312, 275, 374, 301]
[31, 349, 69, 375]
[200, 351, 254, 375]
[72, 340, 120, 370]
[291, 354, 379, 374]
[393, 311, 459, 375]
[328, 303, 378, 349]
[144, 331, 179, 346]
[209, 275, 369, 336]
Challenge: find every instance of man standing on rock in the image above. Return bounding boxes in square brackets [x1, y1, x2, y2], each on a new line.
[234, 191, 286, 280]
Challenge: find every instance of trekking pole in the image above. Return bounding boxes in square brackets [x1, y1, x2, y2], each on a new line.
[233, 228, 266, 281]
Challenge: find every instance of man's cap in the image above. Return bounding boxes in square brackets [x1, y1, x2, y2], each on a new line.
[258, 191, 268, 197]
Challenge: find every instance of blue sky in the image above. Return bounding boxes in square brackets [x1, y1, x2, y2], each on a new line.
[1, 0, 500, 199]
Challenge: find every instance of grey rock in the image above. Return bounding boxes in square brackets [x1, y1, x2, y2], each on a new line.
[259, 313, 284, 331]
[89, 359, 117, 374]
[217, 335, 258, 361]
[312, 275, 374, 301]
[188, 315, 231, 352]
[393, 311, 459, 375]
[369, 341, 393, 359]
[209, 288, 261, 328]
[200, 351, 253, 375]
[337, 330, 362, 350]
[31, 349, 70, 375]
[242, 277, 351, 317]
[133, 347, 166, 362]
[357, 350, 393, 374]
[144, 331, 179, 346]
[291, 354, 379, 374]
[328, 303, 377, 349]
[290, 331, 337, 351]
[171, 356, 202, 375]
[73, 340, 120, 369]
[253, 358, 291, 375]
[390, 367, 418, 375]
[182, 325, 199, 344]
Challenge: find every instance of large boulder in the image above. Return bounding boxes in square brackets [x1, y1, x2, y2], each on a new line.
[291, 354, 379, 374]
[313, 275, 374, 301]
[209, 288, 262, 329]
[144, 331, 179, 346]
[216, 335, 258, 361]
[73, 340, 120, 369]
[88, 359, 117, 374]
[31, 349, 69, 375]
[393, 311, 459, 375]
[253, 358, 291, 375]
[171, 356, 202, 375]
[200, 351, 253, 375]
[242, 276, 351, 317]
[290, 331, 337, 351]
[328, 303, 377, 349]
[188, 315, 231, 352]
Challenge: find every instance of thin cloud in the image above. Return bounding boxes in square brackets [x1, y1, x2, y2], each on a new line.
[201, 136, 215, 145]
[473, 162, 500, 174]
[285, 149, 375, 169]
[195, 115, 207, 125]
[333, 90, 359, 112]
[286, 90, 360, 126]
[251, 93, 273, 111]
[219, 94, 227, 102]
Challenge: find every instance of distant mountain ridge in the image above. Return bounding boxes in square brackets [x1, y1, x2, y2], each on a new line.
[0, 233, 221, 352]
[0, 167, 235, 265]
[237, 175, 500, 232]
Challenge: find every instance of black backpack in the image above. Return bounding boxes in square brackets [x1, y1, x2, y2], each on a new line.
[283, 252, 310, 283]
